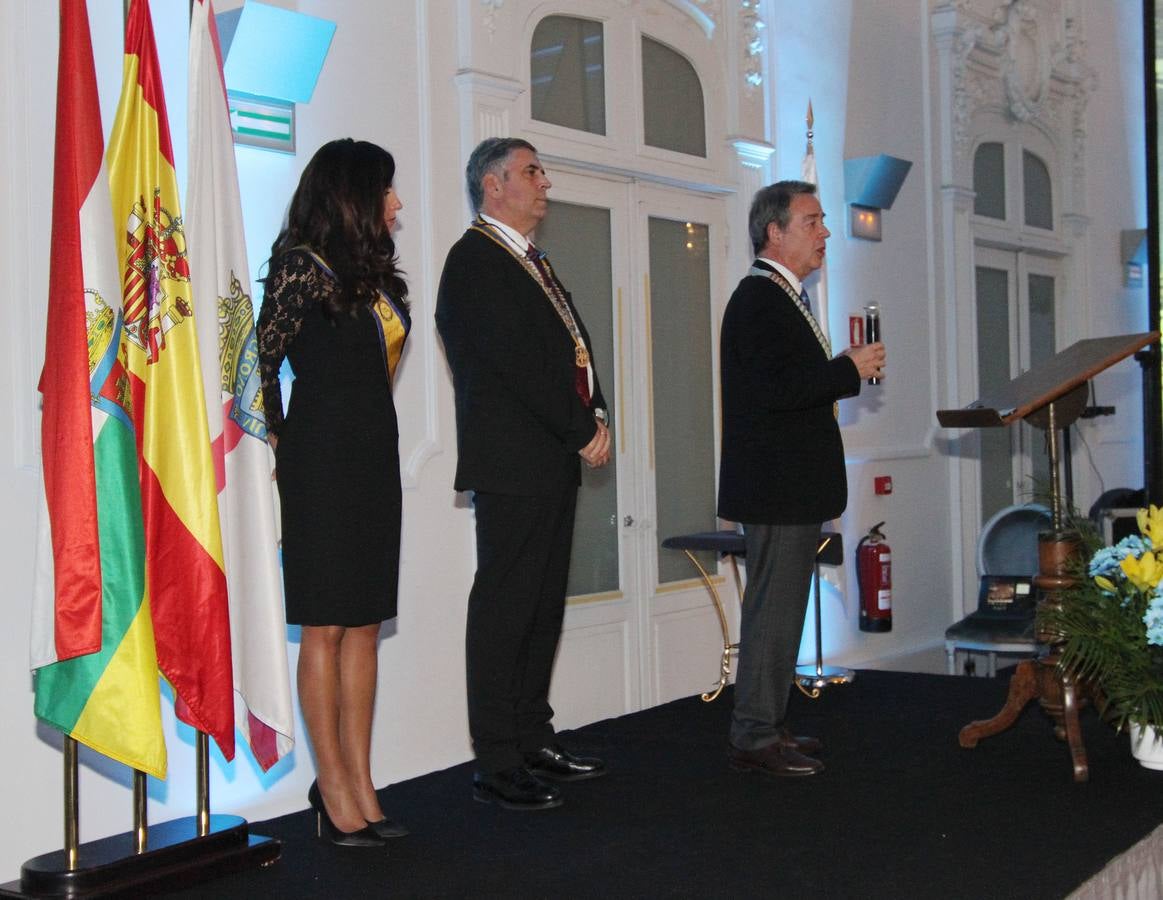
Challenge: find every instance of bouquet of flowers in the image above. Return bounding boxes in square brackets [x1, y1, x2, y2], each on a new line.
[1044, 506, 1163, 733]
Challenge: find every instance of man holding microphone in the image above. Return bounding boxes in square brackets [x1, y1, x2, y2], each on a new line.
[718, 180, 885, 777]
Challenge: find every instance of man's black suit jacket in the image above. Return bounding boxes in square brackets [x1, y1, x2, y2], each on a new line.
[436, 227, 605, 496]
[717, 261, 860, 525]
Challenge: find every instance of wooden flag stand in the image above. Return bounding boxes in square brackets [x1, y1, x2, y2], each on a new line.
[937, 332, 1158, 782]
[1, 733, 279, 896]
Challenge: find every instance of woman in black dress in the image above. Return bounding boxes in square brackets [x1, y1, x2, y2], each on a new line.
[258, 139, 410, 847]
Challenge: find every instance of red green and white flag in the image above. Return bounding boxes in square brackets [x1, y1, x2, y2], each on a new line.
[187, 0, 293, 771]
[107, 0, 235, 761]
[33, 0, 166, 779]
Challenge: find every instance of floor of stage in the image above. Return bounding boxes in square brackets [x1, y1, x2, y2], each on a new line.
[161, 669, 1163, 899]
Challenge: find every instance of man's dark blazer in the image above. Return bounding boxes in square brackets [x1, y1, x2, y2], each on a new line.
[717, 260, 860, 525]
[436, 226, 605, 496]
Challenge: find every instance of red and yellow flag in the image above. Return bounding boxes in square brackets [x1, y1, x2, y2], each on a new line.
[107, 0, 234, 761]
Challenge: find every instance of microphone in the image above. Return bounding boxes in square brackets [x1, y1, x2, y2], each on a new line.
[865, 303, 881, 385]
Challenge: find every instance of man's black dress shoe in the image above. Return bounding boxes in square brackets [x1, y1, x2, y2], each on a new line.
[524, 745, 607, 781]
[472, 768, 563, 810]
[728, 742, 824, 778]
[776, 726, 824, 755]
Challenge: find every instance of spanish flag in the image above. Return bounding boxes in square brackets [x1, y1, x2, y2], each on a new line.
[32, 0, 166, 780]
[107, 0, 235, 761]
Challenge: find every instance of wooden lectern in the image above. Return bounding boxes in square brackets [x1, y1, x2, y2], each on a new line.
[937, 332, 1158, 782]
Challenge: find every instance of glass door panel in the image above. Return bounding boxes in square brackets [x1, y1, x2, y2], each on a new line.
[1022, 269, 1057, 493]
[647, 216, 717, 583]
[537, 200, 619, 596]
[975, 263, 1017, 522]
[974, 249, 1060, 521]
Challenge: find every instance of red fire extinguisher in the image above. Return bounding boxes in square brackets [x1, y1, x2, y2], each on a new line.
[857, 522, 892, 632]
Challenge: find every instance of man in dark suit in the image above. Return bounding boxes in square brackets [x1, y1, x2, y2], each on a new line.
[436, 137, 611, 810]
[718, 181, 885, 777]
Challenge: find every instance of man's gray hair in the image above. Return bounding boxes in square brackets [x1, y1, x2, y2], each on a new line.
[465, 137, 538, 213]
[748, 180, 817, 255]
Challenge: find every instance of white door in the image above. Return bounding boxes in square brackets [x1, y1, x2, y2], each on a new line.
[974, 246, 1060, 523]
[535, 170, 729, 722]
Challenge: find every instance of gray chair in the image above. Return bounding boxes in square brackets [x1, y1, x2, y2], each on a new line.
[944, 503, 1051, 676]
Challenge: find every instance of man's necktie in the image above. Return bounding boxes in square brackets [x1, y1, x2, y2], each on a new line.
[526, 244, 592, 408]
[800, 287, 812, 314]
[526, 244, 551, 281]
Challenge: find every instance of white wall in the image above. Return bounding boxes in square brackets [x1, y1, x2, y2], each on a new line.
[0, 0, 1148, 880]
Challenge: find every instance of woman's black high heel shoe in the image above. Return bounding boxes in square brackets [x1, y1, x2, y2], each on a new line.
[307, 780, 385, 848]
[365, 815, 410, 839]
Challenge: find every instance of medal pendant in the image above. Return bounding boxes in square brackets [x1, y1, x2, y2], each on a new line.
[575, 345, 590, 368]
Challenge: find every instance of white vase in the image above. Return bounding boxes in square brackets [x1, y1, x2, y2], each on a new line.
[1129, 723, 1163, 770]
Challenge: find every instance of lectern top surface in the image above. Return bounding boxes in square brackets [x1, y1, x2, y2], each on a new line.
[936, 332, 1158, 428]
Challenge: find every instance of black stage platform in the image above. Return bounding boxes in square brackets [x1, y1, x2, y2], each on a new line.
[160, 669, 1163, 899]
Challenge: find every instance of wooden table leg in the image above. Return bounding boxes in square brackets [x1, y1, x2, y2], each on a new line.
[958, 531, 1091, 781]
[959, 659, 1039, 748]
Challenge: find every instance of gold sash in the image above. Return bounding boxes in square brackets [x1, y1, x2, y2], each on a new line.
[470, 219, 590, 368]
[749, 265, 838, 418]
[300, 248, 409, 383]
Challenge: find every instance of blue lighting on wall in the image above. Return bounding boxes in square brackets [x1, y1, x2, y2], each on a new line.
[217, 1, 335, 104]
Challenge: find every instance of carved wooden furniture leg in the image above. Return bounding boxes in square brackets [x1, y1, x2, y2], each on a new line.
[959, 659, 1038, 747]
[1030, 657, 1090, 781]
[959, 522, 1091, 780]
[1058, 672, 1089, 782]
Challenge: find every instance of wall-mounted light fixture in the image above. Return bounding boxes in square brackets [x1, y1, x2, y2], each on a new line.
[216, 1, 336, 154]
[843, 154, 912, 242]
[1121, 228, 1147, 288]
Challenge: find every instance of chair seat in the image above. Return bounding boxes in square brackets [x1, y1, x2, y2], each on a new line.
[944, 613, 1039, 676]
[944, 614, 1036, 645]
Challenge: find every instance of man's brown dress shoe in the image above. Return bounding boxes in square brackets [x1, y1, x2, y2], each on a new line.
[728, 742, 824, 777]
[777, 727, 824, 755]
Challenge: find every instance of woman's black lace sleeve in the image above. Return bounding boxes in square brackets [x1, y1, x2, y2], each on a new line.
[257, 251, 317, 437]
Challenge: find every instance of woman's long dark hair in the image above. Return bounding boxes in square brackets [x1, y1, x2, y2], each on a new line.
[267, 138, 408, 316]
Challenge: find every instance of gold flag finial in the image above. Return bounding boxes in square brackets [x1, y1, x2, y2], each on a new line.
[805, 99, 814, 152]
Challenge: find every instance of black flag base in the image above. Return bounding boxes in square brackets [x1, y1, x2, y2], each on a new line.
[0, 814, 279, 897]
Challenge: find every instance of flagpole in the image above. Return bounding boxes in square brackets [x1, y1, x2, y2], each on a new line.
[806, 99, 814, 158]
[63, 737, 78, 869]
[793, 99, 851, 696]
[196, 733, 210, 837]
[133, 771, 148, 853]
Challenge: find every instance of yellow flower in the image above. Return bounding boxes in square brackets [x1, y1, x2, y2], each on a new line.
[1094, 575, 1118, 594]
[1138, 505, 1163, 545]
[1121, 550, 1163, 592]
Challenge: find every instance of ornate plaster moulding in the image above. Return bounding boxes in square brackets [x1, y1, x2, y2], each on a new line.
[740, 0, 765, 91]
[664, 0, 721, 38]
[939, 0, 1096, 155]
[480, 0, 504, 37]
